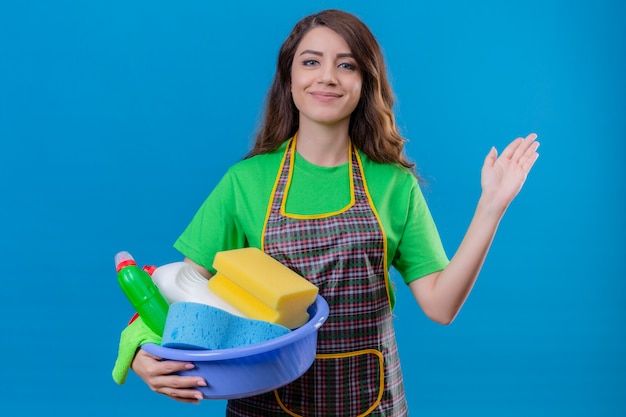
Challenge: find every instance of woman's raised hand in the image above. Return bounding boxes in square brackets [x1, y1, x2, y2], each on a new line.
[480, 133, 540, 212]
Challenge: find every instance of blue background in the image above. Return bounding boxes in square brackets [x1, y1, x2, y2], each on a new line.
[1, 0, 624, 415]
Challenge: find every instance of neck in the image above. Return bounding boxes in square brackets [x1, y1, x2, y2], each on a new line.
[295, 120, 350, 167]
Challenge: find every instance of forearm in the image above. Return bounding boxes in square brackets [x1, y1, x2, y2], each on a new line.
[184, 257, 213, 279]
[410, 133, 538, 324]
[411, 193, 506, 324]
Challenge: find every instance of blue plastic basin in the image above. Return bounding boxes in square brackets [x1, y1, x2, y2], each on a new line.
[142, 295, 329, 399]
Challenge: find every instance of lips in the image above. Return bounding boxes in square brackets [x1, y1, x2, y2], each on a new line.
[310, 91, 343, 101]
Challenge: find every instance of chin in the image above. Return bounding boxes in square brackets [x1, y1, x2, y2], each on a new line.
[305, 112, 352, 126]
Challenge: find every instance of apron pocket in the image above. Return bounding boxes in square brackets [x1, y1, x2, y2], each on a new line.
[274, 349, 384, 417]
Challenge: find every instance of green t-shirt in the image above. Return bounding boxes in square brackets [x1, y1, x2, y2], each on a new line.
[174, 141, 449, 307]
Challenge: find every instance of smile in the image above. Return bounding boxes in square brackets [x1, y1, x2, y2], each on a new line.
[310, 92, 343, 101]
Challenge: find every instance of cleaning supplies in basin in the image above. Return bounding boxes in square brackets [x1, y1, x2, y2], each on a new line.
[208, 247, 319, 329]
[151, 261, 244, 317]
[115, 251, 169, 335]
[161, 301, 290, 350]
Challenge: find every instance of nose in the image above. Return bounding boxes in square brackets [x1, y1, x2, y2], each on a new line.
[317, 62, 337, 85]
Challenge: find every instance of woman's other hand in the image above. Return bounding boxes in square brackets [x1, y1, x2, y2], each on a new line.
[131, 349, 207, 404]
[481, 133, 540, 212]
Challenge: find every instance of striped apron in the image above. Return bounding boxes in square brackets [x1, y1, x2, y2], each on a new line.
[226, 138, 408, 416]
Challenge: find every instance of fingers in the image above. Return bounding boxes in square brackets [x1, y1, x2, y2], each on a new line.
[145, 359, 206, 388]
[499, 133, 539, 163]
[132, 350, 206, 404]
[499, 137, 523, 160]
[483, 146, 498, 168]
[151, 374, 207, 403]
[512, 133, 538, 163]
[155, 358, 196, 375]
[134, 349, 193, 376]
[524, 132, 538, 142]
[519, 141, 540, 173]
[514, 133, 540, 171]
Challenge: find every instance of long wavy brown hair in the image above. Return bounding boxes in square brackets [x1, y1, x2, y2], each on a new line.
[246, 9, 417, 173]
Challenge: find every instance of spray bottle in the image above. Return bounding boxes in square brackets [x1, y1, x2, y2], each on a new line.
[115, 251, 169, 336]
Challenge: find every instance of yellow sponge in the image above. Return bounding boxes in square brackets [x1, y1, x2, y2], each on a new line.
[208, 248, 319, 329]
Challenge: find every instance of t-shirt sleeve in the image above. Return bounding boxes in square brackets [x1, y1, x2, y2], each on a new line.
[173, 170, 247, 273]
[392, 179, 449, 285]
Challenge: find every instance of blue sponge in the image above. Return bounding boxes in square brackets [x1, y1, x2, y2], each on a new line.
[161, 302, 290, 350]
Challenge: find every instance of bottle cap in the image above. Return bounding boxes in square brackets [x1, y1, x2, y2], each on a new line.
[142, 265, 157, 276]
[115, 251, 137, 272]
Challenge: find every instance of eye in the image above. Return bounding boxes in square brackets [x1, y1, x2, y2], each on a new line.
[302, 59, 319, 66]
[338, 62, 357, 71]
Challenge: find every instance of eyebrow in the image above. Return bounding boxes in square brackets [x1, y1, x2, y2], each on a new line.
[298, 49, 354, 59]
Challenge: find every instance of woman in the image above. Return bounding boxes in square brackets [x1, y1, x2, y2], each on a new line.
[113, 9, 539, 416]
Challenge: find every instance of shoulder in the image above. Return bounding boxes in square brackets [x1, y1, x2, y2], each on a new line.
[225, 142, 288, 185]
[358, 150, 419, 193]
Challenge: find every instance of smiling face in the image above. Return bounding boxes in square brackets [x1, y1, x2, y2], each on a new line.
[290, 26, 363, 130]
